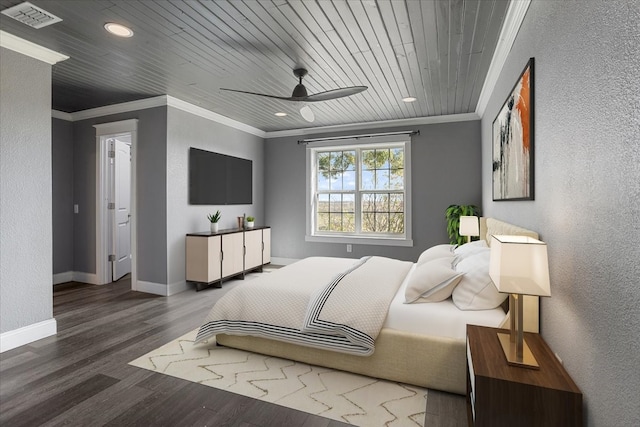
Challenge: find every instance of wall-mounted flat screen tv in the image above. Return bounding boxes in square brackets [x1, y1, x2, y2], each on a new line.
[189, 147, 252, 205]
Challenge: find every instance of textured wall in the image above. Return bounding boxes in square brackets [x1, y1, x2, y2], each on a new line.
[52, 118, 74, 274]
[481, 1, 640, 425]
[71, 107, 168, 284]
[0, 48, 53, 333]
[166, 107, 265, 286]
[265, 120, 482, 261]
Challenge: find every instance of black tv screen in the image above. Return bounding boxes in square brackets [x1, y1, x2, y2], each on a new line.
[189, 148, 252, 205]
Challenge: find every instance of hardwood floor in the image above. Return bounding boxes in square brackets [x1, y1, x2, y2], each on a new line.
[0, 276, 467, 426]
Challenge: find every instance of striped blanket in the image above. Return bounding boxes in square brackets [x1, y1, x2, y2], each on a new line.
[195, 256, 412, 356]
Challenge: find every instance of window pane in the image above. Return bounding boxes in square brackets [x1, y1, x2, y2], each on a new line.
[376, 149, 390, 169]
[375, 170, 390, 190]
[390, 194, 404, 212]
[318, 152, 330, 173]
[361, 169, 375, 190]
[361, 149, 376, 170]
[343, 194, 355, 213]
[390, 169, 403, 190]
[317, 194, 329, 212]
[329, 171, 343, 191]
[376, 213, 390, 232]
[343, 213, 355, 232]
[330, 152, 342, 172]
[343, 170, 356, 191]
[343, 151, 356, 170]
[317, 212, 329, 231]
[330, 214, 343, 231]
[362, 193, 375, 212]
[375, 193, 389, 212]
[389, 213, 405, 233]
[362, 213, 375, 232]
[390, 148, 404, 169]
[329, 194, 342, 212]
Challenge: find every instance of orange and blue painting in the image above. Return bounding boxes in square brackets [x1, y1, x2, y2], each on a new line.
[493, 58, 534, 201]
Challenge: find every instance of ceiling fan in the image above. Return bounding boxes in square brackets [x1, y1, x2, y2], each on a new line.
[221, 68, 367, 122]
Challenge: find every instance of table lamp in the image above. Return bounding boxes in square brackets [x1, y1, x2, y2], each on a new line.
[459, 216, 480, 243]
[489, 235, 551, 369]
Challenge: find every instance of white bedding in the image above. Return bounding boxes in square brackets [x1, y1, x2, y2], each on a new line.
[383, 264, 507, 340]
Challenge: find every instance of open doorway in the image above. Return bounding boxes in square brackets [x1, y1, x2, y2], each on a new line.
[94, 120, 138, 290]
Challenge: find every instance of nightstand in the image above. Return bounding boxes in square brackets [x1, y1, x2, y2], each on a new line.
[466, 325, 582, 427]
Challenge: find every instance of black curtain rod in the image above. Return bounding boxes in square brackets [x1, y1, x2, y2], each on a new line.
[297, 130, 419, 145]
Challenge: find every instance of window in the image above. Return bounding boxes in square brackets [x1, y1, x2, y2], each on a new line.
[306, 137, 412, 246]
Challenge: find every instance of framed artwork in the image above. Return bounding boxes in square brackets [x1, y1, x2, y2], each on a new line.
[493, 57, 534, 201]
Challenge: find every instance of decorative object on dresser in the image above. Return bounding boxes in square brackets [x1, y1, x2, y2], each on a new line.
[246, 216, 255, 228]
[207, 210, 221, 233]
[459, 216, 480, 243]
[493, 57, 535, 201]
[445, 204, 480, 245]
[185, 226, 271, 291]
[466, 325, 582, 426]
[489, 235, 551, 368]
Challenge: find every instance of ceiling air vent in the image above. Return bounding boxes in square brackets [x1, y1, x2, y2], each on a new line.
[1, 2, 62, 29]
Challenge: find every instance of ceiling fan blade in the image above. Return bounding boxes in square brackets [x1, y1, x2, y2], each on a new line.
[220, 88, 302, 102]
[304, 86, 368, 102]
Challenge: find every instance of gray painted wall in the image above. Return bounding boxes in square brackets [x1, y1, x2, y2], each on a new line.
[481, 1, 639, 425]
[265, 120, 481, 262]
[52, 118, 74, 275]
[0, 48, 53, 333]
[166, 107, 265, 287]
[71, 107, 168, 284]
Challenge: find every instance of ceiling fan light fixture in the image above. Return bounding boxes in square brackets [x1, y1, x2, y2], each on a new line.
[104, 22, 134, 37]
[402, 96, 417, 103]
[300, 105, 315, 122]
[274, 112, 287, 117]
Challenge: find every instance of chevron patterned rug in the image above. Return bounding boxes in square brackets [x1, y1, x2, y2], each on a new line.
[129, 329, 427, 426]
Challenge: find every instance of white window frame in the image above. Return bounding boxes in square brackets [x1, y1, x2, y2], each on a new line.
[305, 135, 413, 247]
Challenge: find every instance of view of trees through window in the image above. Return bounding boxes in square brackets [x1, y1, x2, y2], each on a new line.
[315, 146, 405, 235]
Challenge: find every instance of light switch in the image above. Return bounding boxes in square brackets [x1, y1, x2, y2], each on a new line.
[74, 204, 79, 214]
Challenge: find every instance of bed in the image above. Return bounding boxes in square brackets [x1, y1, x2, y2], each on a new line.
[197, 218, 540, 394]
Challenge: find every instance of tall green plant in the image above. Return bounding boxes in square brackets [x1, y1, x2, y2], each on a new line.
[445, 204, 480, 246]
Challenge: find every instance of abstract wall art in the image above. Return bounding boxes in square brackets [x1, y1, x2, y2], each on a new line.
[493, 58, 534, 201]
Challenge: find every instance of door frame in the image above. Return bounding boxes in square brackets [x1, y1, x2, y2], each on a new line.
[94, 119, 138, 290]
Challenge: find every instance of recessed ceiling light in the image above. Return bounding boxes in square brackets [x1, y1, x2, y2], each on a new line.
[402, 96, 417, 103]
[274, 112, 287, 117]
[104, 22, 133, 37]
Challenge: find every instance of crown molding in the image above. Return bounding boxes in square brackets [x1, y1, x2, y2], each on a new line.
[263, 112, 480, 139]
[51, 110, 73, 121]
[475, 0, 531, 118]
[166, 96, 266, 138]
[0, 30, 68, 65]
[68, 96, 167, 121]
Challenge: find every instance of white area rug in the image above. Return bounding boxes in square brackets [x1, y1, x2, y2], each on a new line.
[129, 329, 427, 426]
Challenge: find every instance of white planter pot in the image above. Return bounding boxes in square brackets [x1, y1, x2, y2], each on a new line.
[210, 222, 219, 233]
[247, 221, 254, 228]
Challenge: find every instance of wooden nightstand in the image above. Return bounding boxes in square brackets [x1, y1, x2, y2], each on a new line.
[466, 325, 582, 427]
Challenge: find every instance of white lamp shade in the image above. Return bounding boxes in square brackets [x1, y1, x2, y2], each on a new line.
[489, 235, 551, 297]
[459, 216, 480, 236]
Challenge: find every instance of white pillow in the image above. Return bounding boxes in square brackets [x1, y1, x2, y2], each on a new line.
[417, 244, 455, 265]
[453, 239, 488, 258]
[452, 251, 507, 310]
[405, 258, 463, 303]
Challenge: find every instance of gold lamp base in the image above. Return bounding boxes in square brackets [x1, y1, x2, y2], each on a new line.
[497, 332, 539, 369]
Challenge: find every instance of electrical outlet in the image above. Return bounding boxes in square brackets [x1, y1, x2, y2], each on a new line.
[74, 204, 79, 214]
[346, 244, 352, 253]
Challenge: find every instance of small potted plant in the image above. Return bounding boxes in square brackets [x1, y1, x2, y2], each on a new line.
[246, 216, 255, 228]
[445, 204, 480, 246]
[207, 210, 221, 233]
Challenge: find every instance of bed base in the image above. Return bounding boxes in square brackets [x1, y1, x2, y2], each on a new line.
[217, 328, 467, 395]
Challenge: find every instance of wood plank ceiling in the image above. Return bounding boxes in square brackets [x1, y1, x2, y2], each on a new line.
[0, 0, 510, 132]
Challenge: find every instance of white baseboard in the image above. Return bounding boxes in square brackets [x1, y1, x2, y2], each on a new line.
[270, 257, 300, 266]
[167, 280, 190, 296]
[0, 318, 57, 353]
[72, 271, 99, 285]
[53, 271, 73, 285]
[136, 280, 170, 296]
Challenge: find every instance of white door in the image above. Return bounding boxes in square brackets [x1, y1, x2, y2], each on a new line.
[112, 138, 131, 281]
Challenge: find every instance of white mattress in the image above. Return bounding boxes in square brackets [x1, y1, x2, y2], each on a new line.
[382, 264, 507, 340]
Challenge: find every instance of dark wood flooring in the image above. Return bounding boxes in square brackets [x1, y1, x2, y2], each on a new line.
[0, 275, 467, 426]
